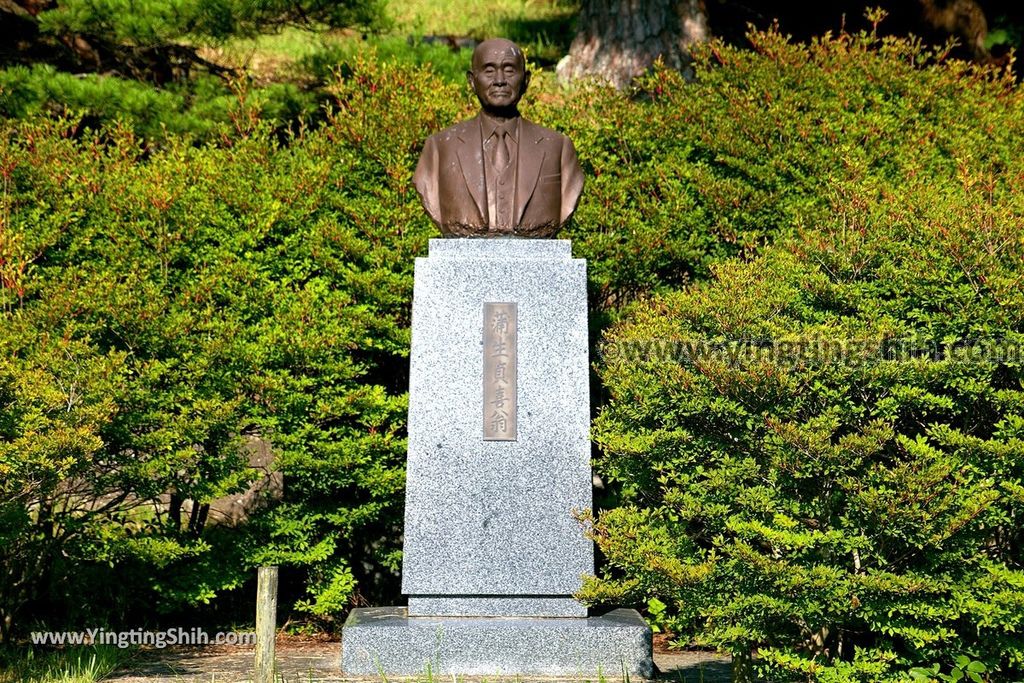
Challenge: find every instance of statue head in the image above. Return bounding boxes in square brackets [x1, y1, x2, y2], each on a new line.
[467, 38, 531, 117]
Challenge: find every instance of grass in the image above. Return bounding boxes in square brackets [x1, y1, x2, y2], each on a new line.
[197, 26, 351, 84]
[0, 644, 133, 683]
[202, 0, 578, 84]
[386, 0, 578, 64]
[388, 0, 577, 40]
[302, 36, 475, 83]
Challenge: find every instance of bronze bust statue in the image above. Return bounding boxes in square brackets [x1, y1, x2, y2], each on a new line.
[413, 38, 584, 238]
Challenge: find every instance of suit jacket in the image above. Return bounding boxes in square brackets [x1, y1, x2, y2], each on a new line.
[413, 115, 584, 238]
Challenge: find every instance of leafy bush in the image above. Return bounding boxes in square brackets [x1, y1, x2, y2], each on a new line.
[542, 20, 1023, 313]
[0, 0, 389, 139]
[584, 28, 1024, 681]
[0, 65, 324, 140]
[35, 0, 388, 44]
[0, 59, 464, 636]
[24, 16, 1015, 312]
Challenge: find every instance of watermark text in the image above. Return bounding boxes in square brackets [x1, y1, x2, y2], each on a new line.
[30, 628, 256, 649]
[601, 336, 1024, 368]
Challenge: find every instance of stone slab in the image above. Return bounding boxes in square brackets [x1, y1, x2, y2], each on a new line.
[340, 607, 653, 678]
[408, 596, 585, 618]
[401, 239, 593, 604]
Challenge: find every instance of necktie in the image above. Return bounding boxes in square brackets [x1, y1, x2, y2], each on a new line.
[493, 128, 510, 171]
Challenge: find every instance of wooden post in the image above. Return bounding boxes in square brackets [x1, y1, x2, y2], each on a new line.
[254, 565, 278, 683]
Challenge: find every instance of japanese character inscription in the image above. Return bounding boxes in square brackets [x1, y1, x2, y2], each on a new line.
[483, 302, 517, 441]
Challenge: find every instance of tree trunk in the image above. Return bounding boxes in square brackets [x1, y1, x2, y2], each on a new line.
[918, 0, 990, 61]
[557, 0, 710, 89]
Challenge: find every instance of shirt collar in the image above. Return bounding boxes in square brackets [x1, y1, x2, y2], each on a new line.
[479, 113, 519, 143]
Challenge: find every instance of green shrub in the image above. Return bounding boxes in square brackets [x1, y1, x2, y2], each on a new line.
[0, 58, 465, 635]
[579, 16, 1024, 683]
[0, 0, 392, 140]
[585, 38, 1024, 678]
[35, 0, 388, 44]
[539, 23, 1024, 314]
[0, 65, 324, 140]
[16, 19, 1017, 316]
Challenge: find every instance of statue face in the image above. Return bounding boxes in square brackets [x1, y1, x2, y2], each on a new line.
[468, 39, 530, 113]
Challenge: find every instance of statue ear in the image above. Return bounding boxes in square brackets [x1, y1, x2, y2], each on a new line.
[522, 70, 531, 95]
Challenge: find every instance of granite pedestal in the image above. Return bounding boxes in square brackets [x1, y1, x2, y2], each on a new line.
[342, 239, 652, 677]
[342, 608, 652, 677]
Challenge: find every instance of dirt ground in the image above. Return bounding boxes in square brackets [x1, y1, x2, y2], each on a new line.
[106, 633, 732, 683]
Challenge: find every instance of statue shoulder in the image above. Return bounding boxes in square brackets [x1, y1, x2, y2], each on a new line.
[519, 117, 572, 146]
[425, 117, 478, 147]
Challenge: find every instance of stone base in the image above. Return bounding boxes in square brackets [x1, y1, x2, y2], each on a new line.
[402, 240, 593, 600]
[408, 596, 586, 618]
[341, 607, 653, 678]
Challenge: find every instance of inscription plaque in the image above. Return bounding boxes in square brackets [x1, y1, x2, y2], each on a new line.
[483, 302, 517, 441]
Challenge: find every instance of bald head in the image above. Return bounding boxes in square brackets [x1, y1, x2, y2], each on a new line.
[472, 38, 525, 71]
[468, 38, 530, 116]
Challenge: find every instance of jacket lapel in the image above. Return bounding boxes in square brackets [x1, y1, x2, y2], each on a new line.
[455, 118, 487, 224]
[515, 120, 546, 227]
